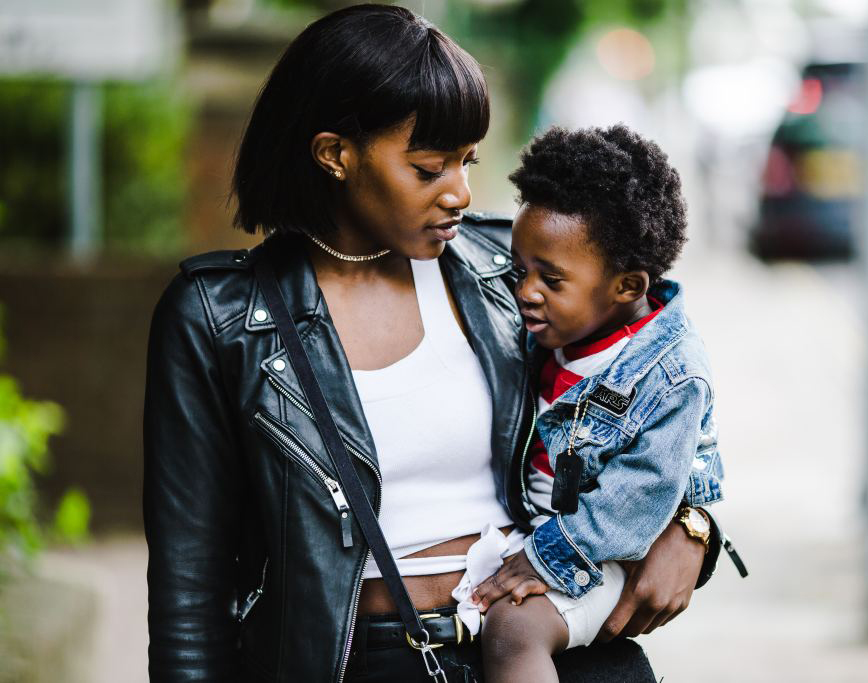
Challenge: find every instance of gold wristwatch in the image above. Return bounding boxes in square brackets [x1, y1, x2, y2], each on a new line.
[676, 506, 711, 551]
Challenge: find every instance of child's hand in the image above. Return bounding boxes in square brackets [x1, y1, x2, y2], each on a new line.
[470, 549, 549, 611]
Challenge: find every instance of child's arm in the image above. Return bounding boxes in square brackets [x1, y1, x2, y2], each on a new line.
[522, 376, 714, 600]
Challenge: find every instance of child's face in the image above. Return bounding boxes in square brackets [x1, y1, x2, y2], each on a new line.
[511, 204, 622, 350]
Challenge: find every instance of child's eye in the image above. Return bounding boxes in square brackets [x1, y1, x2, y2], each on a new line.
[542, 276, 561, 287]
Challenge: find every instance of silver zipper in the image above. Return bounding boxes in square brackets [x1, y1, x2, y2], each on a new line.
[519, 387, 538, 503]
[266, 375, 381, 484]
[262, 376, 382, 682]
[268, 375, 314, 419]
[254, 412, 356, 548]
[338, 552, 372, 683]
[238, 557, 269, 622]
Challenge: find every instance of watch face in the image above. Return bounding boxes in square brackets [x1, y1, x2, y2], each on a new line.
[688, 508, 710, 534]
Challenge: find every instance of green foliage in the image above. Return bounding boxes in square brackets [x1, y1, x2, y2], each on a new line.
[447, 0, 676, 139]
[0, 375, 64, 571]
[0, 78, 191, 256]
[0, 304, 87, 580]
[52, 488, 91, 544]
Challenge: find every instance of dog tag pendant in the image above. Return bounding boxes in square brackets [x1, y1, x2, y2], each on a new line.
[551, 454, 580, 513]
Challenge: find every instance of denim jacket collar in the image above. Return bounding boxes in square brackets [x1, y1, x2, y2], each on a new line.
[536, 279, 689, 406]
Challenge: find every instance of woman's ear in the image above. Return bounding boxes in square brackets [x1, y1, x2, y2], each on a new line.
[614, 271, 650, 303]
[310, 132, 351, 180]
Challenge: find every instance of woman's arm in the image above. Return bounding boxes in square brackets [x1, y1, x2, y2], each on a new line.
[595, 516, 705, 641]
[143, 274, 243, 681]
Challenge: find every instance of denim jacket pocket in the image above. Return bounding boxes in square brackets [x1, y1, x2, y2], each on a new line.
[550, 414, 620, 478]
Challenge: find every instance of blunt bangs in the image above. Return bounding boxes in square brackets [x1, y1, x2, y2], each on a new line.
[406, 32, 490, 151]
[232, 4, 490, 236]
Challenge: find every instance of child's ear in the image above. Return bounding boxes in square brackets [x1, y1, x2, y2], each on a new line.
[614, 271, 649, 303]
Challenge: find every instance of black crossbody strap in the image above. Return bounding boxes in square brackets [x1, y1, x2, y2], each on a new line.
[252, 246, 439, 658]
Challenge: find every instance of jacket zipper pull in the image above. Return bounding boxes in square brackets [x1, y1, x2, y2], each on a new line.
[327, 478, 354, 548]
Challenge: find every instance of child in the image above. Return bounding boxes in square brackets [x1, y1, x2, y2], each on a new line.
[468, 125, 724, 682]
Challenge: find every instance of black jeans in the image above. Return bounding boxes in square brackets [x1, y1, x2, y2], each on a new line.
[345, 609, 656, 683]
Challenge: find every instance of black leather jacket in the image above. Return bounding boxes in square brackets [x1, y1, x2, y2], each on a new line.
[143, 214, 721, 682]
[144, 214, 537, 682]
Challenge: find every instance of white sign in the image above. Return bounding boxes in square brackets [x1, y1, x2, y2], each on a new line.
[0, 0, 180, 80]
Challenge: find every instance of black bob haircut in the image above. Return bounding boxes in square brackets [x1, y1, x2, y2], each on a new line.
[232, 4, 489, 236]
[509, 124, 688, 283]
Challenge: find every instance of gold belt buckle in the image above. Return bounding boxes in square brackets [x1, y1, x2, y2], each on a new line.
[406, 613, 444, 650]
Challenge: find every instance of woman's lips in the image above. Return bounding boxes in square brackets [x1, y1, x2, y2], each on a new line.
[428, 218, 461, 241]
[429, 225, 459, 241]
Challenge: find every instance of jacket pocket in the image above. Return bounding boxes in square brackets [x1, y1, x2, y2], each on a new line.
[253, 410, 355, 548]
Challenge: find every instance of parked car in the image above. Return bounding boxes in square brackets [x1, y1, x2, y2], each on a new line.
[750, 61, 866, 260]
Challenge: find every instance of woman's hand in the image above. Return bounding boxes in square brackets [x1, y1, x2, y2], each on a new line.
[596, 519, 705, 642]
[470, 549, 549, 610]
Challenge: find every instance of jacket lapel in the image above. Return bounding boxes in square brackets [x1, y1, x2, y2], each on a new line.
[254, 235, 381, 472]
[440, 240, 528, 508]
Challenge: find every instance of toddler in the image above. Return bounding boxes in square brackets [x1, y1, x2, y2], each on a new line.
[466, 125, 725, 681]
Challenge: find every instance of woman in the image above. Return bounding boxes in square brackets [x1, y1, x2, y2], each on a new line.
[143, 5, 717, 682]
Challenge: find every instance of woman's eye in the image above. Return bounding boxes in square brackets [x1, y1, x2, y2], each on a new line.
[464, 157, 480, 167]
[413, 165, 445, 182]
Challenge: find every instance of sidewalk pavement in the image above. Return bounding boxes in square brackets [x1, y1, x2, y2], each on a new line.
[36, 249, 868, 682]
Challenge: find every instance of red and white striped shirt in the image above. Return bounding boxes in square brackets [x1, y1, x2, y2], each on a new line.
[527, 300, 663, 523]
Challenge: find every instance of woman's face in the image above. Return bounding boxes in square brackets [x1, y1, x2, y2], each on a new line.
[336, 117, 479, 260]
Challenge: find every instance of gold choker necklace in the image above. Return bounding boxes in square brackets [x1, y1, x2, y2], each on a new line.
[307, 234, 391, 262]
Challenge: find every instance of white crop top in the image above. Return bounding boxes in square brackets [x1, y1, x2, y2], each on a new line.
[352, 258, 512, 579]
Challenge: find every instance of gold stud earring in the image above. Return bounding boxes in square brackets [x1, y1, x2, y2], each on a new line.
[332, 169, 344, 180]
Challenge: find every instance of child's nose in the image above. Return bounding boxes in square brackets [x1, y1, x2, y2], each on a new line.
[516, 283, 544, 306]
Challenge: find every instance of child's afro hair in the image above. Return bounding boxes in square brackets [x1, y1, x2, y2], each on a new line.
[508, 124, 687, 282]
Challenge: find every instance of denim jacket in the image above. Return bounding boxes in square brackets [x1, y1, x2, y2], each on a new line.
[523, 279, 724, 600]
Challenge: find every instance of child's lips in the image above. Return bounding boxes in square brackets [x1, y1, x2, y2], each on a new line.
[521, 312, 548, 333]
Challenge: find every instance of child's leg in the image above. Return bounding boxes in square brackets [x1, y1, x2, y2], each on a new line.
[481, 594, 569, 683]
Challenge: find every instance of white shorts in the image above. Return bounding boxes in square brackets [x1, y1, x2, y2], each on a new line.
[543, 561, 626, 649]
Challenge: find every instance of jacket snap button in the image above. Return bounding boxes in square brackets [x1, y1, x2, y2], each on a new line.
[253, 309, 268, 322]
[492, 254, 508, 266]
[574, 570, 590, 586]
[513, 313, 522, 326]
[272, 359, 286, 372]
[577, 426, 590, 439]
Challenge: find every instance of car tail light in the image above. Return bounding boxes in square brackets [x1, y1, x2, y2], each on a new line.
[788, 78, 823, 115]
[762, 145, 796, 197]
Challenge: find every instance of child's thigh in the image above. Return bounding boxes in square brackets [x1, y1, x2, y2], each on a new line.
[481, 594, 570, 656]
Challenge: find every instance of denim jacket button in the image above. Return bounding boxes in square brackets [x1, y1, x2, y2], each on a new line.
[574, 570, 590, 586]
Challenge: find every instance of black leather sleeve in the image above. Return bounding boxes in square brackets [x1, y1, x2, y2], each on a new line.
[143, 273, 242, 681]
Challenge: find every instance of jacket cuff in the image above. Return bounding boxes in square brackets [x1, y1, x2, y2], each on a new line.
[525, 515, 603, 599]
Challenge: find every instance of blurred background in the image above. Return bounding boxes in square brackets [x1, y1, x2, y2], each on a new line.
[0, 0, 866, 680]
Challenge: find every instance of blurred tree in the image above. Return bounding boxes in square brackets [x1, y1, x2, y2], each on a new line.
[0, 304, 88, 582]
[257, 0, 681, 139]
[0, 80, 191, 257]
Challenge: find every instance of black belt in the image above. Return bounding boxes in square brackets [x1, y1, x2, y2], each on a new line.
[362, 609, 481, 650]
